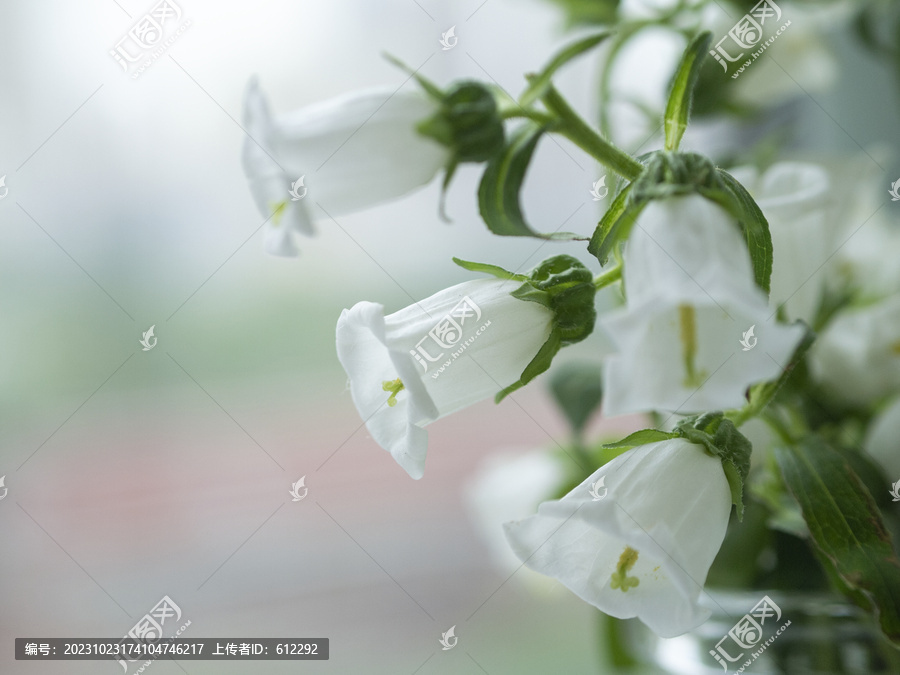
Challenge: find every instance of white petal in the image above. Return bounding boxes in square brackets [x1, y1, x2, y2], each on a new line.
[809, 296, 900, 407]
[504, 439, 732, 637]
[601, 195, 805, 416]
[262, 85, 450, 215]
[865, 396, 900, 478]
[336, 279, 554, 478]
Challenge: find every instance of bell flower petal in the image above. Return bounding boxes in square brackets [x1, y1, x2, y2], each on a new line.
[336, 279, 554, 479]
[601, 195, 805, 416]
[242, 77, 450, 256]
[503, 438, 732, 638]
[808, 295, 900, 408]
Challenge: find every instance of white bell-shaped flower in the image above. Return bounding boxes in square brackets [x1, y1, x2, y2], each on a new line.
[865, 396, 900, 478]
[503, 438, 732, 637]
[809, 295, 900, 408]
[601, 195, 805, 416]
[336, 279, 554, 479]
[242, 77, 450, 256]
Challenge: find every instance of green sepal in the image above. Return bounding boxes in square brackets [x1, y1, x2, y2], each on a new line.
[676, 412, 752, 520]
[603, 428, 679, 450]
[548, 361, 604, 437]
[663, 31, 712, 152]
[417, 81, 505, 164]
[587, 182, 645, 265]
[586, 151, 774, 295]
[478, 123, 583, 240]
[495, 255, 597, 402]
[775, 437, 900, 647]
[520, 31, 613, 108]
[700, 168, 774, 295]
[451, 257, 528, 282]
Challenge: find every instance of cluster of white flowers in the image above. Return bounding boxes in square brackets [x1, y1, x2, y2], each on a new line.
[242, 9, 900, 646]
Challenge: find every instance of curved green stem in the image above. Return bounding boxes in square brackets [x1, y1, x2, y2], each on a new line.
[593, 265, 622, 290]
[541, 84, 643, 181]
[498, 108, 556, 126]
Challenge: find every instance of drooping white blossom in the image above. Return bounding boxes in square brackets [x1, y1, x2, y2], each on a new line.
[242, 78, 450, 256]
[504, 438, 732, 638]
[601, 195, 805, 416]
[336, 279, 553, 479]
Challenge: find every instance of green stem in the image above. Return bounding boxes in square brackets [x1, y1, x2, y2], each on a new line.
[541, 85, 643, 182]
[593, 265, 622, 290]
[498, 108, 556, 126]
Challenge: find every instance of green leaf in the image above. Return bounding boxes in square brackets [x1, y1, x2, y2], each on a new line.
[520, 31, 613, 108]
[701, 169, 774, 295]
[451, 257, 528, 282]
[548, 361, 604, 436]
[663, 31, 712, 152]
[677, 412, 752, 520]
[587, 182, 646, 265]
[775, 437, 900, 647]
[603, 428, 678, 450]
[478, 124, 581, 240]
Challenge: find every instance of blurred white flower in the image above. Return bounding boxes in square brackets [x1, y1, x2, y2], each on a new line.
[601, 195, 805, 416]
[503, 438, 732, 638]
[729, 162, 832, 322]
[865, 396, 900, 478]
[242, 77, 449, 256]
[728, 3, 842, 106]
[465, 450, 567, 573]
[809, 295, 900, 408]
[335, 279, 553, 479]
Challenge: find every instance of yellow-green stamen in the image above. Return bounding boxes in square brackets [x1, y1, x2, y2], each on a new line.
[270, 201, 288, 225]
[610, 546, 640, 592]
[382, 378, 405, 407]
[678, 304, 706, 387]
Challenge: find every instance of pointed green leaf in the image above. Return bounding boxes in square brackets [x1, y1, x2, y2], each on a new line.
[520, 31, 613, 108]
[775, 437, 900, 647]
[478, 124, 581, 240]
[603, 429, 679, 450]
[663, 31, 712, 152]
[452, 257, 529, 282]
